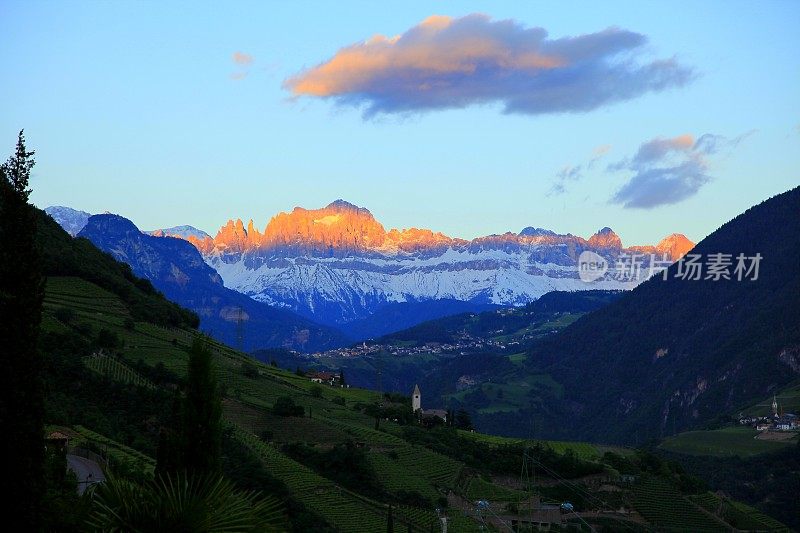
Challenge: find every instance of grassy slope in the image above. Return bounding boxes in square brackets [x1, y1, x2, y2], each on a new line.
[43, 275, 791, 532]
[659, 426, 797, 458]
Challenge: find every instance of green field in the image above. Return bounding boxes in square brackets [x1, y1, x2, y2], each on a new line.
[40, 274, 792, 532]
[457, 429, 604, 460]
[659, 426, 795, 457]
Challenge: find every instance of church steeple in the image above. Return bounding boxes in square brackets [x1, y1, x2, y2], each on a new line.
[412, 384, 421, 412]
[772, 395, 778, 417]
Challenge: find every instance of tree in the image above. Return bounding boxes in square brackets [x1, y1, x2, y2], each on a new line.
[455, 409, 473, 430]
[182, 336, 222, 473]
[272, 396, 304, 417]
[156, 391, 184, 476]
[88, 472, 286, 532]
[0, 131, 45, 529]
[386, 506, 394, 533]
[339, 368, 346, 386]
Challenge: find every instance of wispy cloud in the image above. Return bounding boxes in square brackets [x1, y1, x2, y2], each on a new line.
[609, 132, 753, 208]
[548, 144, 612, 196]
[232, 51, 254, 66]
[283, 14, 694, 118]
[231, 51, 254, 80]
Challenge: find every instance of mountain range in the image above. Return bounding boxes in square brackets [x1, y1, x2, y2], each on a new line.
[47, 202, 693, 342]
[74, 214, 348, 352]
[174, 200, 694, 326]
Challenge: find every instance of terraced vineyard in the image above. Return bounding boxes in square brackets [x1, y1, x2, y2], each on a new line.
[233, 427, 437, 531]
[45, 276, 129, 317]
[465, 477, 526, 502]
[727, 500, 791, 532]
[391, 445, 463, 488]
[367, 451, 441, 502]
[321, 418, 408, 446]
[690, 492, 791, 532]
[223, 400, 351, 444]
[457, 430, 602, 460]
[83, 351, 155, 389]
[632, 477, 725, 531]
[72, 425, 155, 476]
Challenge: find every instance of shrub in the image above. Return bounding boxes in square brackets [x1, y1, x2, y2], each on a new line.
[272, 397, 304, 417]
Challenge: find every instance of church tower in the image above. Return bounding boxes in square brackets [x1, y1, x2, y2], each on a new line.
[412, 384, 421, 412]
[772, 395, 778, 417]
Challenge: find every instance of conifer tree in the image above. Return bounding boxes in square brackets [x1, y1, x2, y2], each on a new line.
[155, 390, 184, 476]
[182, 335, 222, 473]
[0, 131, 45, 528]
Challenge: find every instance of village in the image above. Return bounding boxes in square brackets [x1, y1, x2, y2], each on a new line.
[738, 395, 799, 433]
[308, 332, 516, 360]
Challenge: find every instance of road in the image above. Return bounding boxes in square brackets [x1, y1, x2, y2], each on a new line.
[66, 454, 105, 495]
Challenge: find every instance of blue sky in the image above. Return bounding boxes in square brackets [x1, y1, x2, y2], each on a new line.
[1, 1, 798, 245]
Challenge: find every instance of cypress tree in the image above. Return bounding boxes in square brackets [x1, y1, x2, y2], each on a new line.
[0, 131, 45, 529]
[182, 335, 222, 473]
[155, 390, 184, 476]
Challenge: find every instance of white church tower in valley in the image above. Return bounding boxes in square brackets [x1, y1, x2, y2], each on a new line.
[412, 384, 421, 412]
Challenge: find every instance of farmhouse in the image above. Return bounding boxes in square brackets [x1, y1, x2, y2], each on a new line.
[307, 371, 341, 386]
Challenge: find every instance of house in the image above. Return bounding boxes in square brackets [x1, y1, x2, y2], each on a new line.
[755, 423, 770, 431]
[775, 414, 799, 431]
[46, 431, 71, 451]
[307, 371, 340, 385]
[420, 409, 448, 423]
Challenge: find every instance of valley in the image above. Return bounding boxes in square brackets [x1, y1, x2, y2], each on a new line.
[38, 269, 795, 531]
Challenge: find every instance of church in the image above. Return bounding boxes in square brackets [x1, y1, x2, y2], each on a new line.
[412, 384, 448, 423]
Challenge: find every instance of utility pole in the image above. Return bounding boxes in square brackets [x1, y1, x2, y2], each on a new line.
[235, 306, 245, 352]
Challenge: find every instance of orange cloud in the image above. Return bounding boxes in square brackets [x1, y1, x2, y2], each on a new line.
[283, 14, 693, 117]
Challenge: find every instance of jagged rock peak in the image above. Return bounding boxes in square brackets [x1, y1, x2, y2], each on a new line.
[588, 227, 622, 248]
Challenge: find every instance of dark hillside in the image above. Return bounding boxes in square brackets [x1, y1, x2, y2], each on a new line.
[530, 186, 800, 443]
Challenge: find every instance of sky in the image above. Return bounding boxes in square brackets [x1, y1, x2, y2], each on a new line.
[1, 0, 798, 246]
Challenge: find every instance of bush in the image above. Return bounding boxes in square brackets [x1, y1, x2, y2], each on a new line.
[272, 397, 304, 417]
[310, 386, 323, 398]
[241, 361, 260, 379]
[95, 328, 120, 350]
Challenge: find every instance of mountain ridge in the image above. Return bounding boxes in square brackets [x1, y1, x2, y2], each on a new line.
[182, 200, 694, 325]
[187, 199, 692, 259]
[76, 213, 350, 352]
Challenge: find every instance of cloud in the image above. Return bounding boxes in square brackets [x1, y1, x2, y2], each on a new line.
[230, 51, 254, 80]
[592, 144, 612, 158]
[609, 132, 751, 208]
[283, 14, 694, 117]
[549, 144, 612, 196]
[232, 51, 254, 66]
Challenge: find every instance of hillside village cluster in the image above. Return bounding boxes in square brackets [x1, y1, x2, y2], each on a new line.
[309, 331, 518, 360]
[738, 395, 799, 432]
